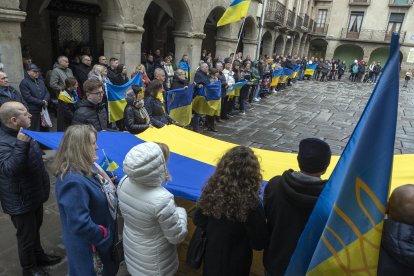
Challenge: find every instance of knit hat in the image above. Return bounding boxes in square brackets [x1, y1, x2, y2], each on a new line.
[297, 138, 331, 174]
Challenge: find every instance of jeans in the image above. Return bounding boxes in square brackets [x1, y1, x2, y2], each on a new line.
[404, 79, 409, 87]
[239, 86, 250, 112]
[253, 84, 261, 99]
[11, 205, 45, 272]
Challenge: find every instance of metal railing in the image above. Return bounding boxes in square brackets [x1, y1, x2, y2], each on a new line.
[296, 16, 303, 31]
[265, 0, 277, 22]
[303, 14, 309, 29]
[389, 0, 413, 5]
[275, 1, 286, 24]
[349, 0, 371, 4]
[340, 28, 406, 43]
[287, 10, 295, 28]
[313, 23, 329, 34]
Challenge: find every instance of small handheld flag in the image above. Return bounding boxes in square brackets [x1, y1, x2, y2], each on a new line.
[99, 149, 119, 175]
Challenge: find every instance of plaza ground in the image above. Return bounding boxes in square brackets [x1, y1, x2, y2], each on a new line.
[0, 78, 413, 275]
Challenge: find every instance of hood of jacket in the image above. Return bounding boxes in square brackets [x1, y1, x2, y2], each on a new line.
[280, 169, 326, 207]
[123, 142, 169, 187]
[381, 219, 414, 268]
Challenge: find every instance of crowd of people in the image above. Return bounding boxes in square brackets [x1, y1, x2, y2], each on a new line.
[0, 48, 413, 276]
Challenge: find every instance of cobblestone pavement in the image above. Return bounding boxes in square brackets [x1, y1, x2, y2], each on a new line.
[0, 78, 413, 276]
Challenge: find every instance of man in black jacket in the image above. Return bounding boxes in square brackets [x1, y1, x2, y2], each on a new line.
[0, 101, 61, 276]
[377, 184, 414, 275]
[193, 63, 210, 132]
[19, 64, 50, 131]
[72, 79, 108, 131]
[73, 55, 92, 87]
[0, 71, 27, 107]
[263, 138, 331, 276]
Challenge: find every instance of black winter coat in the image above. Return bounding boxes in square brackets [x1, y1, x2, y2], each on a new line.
[73, 63, 91, 86]
[263, 169, 326, 276]
[19, 76, 50, 114]
[144, 96, 173, 128]
[377, 219, 414, 275]
[194, 70, 209, 86]
[57, 90, 76, 132]
[0, 125, 50, 215]
[72, 100, 108, 131]
[170, 76, 189, 90]
[111, 74, 129, 86]
[0, 86, 26, 107]
[193, 205, 268, 276]
[123, 97, 150, 134]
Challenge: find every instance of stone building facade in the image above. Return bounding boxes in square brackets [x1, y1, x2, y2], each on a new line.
[0, 0, 317, 86]
[312, 0, 414, 71]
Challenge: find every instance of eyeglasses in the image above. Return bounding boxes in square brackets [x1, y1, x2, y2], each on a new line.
[90, 91, 104, 96]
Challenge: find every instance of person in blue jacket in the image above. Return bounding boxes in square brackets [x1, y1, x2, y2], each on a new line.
[53, 125, 118, 276]
[178, 54, 191, 80]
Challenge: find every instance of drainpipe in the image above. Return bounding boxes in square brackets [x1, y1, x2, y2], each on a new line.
[256, 0, 268, 60]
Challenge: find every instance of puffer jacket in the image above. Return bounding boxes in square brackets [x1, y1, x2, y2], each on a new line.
[0, 125, 50, 215]
[72, 99, 108, 131]
[123, 97, 150, 134]
[118, 142, 188, 276]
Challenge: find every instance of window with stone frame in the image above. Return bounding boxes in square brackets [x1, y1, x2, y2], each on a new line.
[387, 13, 404, 35]
[316, 9, 327, 28]
[347, 11, 364, 33]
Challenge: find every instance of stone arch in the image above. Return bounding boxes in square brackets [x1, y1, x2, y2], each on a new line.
[243, 16, 258, 41]
[201, 6, 232, 58]
[333, 44, 364, 68]
[309, 38, 328, 59]
[368, 46, 403, 66]
[273, 34, 285, 56]
[260, 31, 273, 57]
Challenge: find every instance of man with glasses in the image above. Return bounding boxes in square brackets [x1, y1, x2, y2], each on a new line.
[0, 71, 26, 107]
[19, 64, 50, 131]
[73, 55, 92, 87]
[72, 79, 108, 131]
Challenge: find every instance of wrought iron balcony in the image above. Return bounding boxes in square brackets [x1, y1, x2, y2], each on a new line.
[349, 0, 371, 5]
[275, 1, 286, 25]
[389, 0, 413, 6]
[265, 0, 287, 27]
[340, 28, 406, 43]
[313, 23, 329, 34]
[295, 16, 303, 31]
[286, 9, 295, 28]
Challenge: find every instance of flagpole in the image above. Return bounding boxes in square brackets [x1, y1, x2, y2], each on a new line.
[232, 17, 247, 63]
[256, 0, 268, 60]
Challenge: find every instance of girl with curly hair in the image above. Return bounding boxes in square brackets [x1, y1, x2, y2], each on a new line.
[194, 146, 268, 276]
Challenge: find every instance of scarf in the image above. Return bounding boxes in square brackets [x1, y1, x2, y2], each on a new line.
[92, 164, 118, 220]
[133, 99, 150, 124]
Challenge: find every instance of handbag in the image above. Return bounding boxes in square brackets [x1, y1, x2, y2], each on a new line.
[186, 226, 207, 269]
[40, 107, 52, 128]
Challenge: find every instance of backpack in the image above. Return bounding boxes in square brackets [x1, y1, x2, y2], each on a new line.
[352, 64, 359, 73]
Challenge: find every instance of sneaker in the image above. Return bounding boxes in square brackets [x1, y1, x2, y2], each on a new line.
[253, 97, 260, 102]
[239, 111, 246, 116]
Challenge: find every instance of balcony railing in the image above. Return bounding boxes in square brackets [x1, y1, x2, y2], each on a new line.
[389, 0, 413, 6]
[313, 23, 329, 34]
[287, 9, 295, 28]
[275, 1, 286, 24]
[349, 0, 371, 5]
[341, 28, 406, 43]
[296, 16, 303, 31]
[303, 14, 309, 29]
[265, 0, 287, 26]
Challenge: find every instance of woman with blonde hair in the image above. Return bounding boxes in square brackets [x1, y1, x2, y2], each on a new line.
[194, 145, 268, 276]
[118, 142, 188, 276]
[131, 64, 151, 86]
[54, 125, 118, 276]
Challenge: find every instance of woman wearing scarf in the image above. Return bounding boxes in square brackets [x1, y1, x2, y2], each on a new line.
[57, 77, 78, 131]
[124, 85, 151, 134]
[53, 125, 118, 276]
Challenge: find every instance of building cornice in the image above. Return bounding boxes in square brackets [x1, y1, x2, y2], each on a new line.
[0, 8, 26, 23]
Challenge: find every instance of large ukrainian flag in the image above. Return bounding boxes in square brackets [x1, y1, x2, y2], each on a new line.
[217, 0, 251, 27]
[271, 68, 283, 87]
[192, 81, 222, 116]
[166, 84, 194, 126]
[106, 72, 142, 122]
[280, 68, 293, 84]
[305, 63, 317, 76]
[286, 33, 401, 276]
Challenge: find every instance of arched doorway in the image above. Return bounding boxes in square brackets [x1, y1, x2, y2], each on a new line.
[273, 35, 285, 56]
[368, 47, 403, 66]
[201, 7, 231, 59]
[141, 0, 192, 57]
[240, 16, 257, 57]
[333, 44, 363, 67]
[309, 38, 328, 59]
[260, 31, 273, 57]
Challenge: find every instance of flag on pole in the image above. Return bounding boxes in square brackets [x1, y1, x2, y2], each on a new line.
[286, 33, 401, 276]
[106, 72, 142, 122]
[217, 0, 251, 27]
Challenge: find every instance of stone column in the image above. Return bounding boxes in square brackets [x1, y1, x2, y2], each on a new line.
[0, 8, 26, 86]
[215, 36, 238, 60]
[292, 33, 303, 57]
[286, 37, 294, 56]
[242, 39, 258, 60]
[102, 23, 144, 73]
[173, 31, 206, 81]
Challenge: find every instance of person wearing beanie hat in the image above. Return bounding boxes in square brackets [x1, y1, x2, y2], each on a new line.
[263, 138, 331, 276]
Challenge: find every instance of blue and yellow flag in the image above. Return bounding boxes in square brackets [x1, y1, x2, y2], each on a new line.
[106, 72, 142, 122]
[166, 85, 194, 126]
[286, 33, 401, 276]
[228, 80, 248, 98]
[290, 64, 300, 79]
[99, 156, 119, 172]
[192, 81, 222, 116]
[217, 0, 251, 27]
[279, 68, 293, 84]
[304, 63, 317, 76]
[271, 68, 283, 87]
